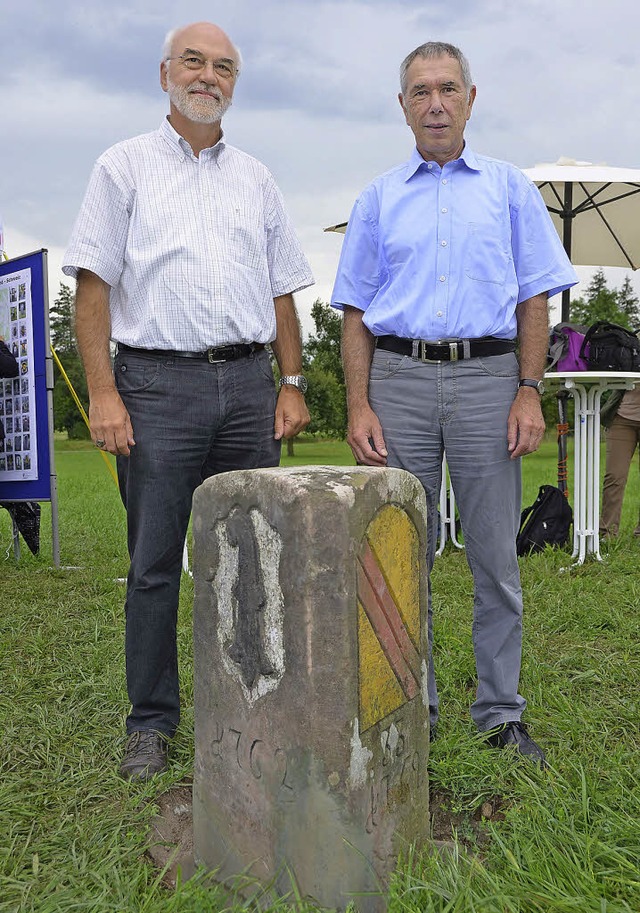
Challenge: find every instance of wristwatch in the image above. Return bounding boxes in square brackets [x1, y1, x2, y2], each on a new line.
[518, 378, 545, 395]
[279, 374, 308, 395]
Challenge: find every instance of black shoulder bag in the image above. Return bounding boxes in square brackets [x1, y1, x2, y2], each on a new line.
[516, 484, 573, 556]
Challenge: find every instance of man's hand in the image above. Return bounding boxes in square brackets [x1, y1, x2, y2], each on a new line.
[347, 404, 388, 466]
[75, 269, 135, 455]
[90, 388, 136, 456]
[274, 386, 310, 440]
[507, 387, 545, 459]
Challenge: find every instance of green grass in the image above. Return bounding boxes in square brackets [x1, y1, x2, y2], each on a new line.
[1, 437, 639, 911]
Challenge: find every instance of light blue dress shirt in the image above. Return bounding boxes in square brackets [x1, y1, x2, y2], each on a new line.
[331, 146, 577, 340]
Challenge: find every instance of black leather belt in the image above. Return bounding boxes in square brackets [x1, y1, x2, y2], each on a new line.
[376, 335, 516, 362]
[117, 342, 265, 364]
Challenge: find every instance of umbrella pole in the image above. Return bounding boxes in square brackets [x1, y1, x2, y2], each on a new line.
[561, 182, 574, 322]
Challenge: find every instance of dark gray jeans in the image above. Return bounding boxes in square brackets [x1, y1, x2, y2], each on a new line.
[369, 348, 526, 731]
[115, 347, 280, 737]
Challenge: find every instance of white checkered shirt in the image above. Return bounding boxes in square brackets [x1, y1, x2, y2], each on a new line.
[63, 118, 314, 349]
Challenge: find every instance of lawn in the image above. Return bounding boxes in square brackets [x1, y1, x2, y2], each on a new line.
[1, 436, 639, 912]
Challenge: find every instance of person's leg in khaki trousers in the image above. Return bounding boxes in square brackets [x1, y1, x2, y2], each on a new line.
[600, 414, 640, 537]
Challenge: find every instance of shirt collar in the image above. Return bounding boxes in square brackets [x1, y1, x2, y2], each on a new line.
[158, 116, 226, 162]
[404, 143, 482, 181]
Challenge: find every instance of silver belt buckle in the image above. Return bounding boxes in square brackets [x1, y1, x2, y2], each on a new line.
[413, 340, 441, 363]
[207, 347, 226, 364]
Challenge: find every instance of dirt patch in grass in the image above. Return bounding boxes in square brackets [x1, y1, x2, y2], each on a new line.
[147, 781, 195, 889]
[147, 780, 502, 888]
[430, 787, 504, 852]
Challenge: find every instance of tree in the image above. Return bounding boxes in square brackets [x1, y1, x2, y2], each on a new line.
[569, 268, 638, 329]
[616, 276, 640, 327]
[304, 299, 344, 385]
[303, 299, 347, 438]
[49, 283, 90, 439]
[304, 365, 346, 438]
[49, 283, 77, 354]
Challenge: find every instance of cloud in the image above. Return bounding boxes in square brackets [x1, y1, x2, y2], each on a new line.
[2, 0, 639, 334]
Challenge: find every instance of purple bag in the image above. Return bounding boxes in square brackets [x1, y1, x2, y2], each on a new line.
[549, 324, 590, 372]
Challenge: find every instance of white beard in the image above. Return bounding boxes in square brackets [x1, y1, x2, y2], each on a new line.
[166, 75, 232, 124]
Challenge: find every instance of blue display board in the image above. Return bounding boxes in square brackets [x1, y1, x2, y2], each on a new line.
[0, 249, 52, 501]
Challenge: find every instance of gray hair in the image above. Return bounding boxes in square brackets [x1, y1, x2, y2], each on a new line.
[400, 42, 472, 96]
[161, 26, 243, 75]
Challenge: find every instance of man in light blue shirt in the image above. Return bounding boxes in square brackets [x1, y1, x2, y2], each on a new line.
[332, 41, 577, 766]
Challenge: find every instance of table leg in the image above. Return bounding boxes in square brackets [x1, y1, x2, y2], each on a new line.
[436, 455, 447, 556]
[572, 384, 588, 564]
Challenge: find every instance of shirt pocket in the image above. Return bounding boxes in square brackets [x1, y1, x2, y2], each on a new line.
[464, 222, 512, 285]
[229, 206, 267, 271]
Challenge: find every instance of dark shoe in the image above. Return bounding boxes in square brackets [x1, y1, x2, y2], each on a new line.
[485, 721, 546, 767]
[119, 730, 169, 782]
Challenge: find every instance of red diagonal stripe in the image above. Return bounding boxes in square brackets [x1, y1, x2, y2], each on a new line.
[357, 543, 420, 700]
[360, 542, 422, 680]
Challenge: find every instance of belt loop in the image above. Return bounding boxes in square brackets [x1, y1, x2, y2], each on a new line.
[411, 339, 419, 360]
[449, 341, 459, 361]
[462, 339, 471, 359]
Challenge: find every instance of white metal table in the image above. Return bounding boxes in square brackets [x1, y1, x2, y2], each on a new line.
[545, 371, 640, 563]
[436, 455, 464, 555]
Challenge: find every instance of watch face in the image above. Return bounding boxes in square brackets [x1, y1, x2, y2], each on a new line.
[281, 375, 308, 394]
[519, 379, 544, 394]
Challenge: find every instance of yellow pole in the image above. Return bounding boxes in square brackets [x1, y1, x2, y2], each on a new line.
[49, 344, 119, 489]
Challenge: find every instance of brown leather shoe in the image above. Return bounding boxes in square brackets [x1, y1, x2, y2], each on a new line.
[119, 730, 169, 782]
[485, 721, 547, 768]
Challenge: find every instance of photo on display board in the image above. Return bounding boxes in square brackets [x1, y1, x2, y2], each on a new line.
[0, 265, 38, 482]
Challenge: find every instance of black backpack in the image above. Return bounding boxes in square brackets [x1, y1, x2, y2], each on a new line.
[516, 485, 573, 556]
[580, 321, 640, 372]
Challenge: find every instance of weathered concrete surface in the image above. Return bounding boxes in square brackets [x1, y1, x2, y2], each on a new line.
[192, 466, 430, 911]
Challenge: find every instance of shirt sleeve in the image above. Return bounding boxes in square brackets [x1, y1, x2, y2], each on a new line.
[330, 193, 380, 312]
[510, 176, 578, 303]
[263, 176, 314, 298]
[62, 156, 133, 288]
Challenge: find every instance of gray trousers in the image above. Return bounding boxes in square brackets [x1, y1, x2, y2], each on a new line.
[368, 348, 526, 731]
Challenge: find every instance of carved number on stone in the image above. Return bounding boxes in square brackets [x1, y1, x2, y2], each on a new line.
[367, 721, 422, 831]
[249, 739, 264, 779]
[229, 728, 243, 770]
[209, 725, 294, 797]
[275, 748, 295, 800]
[366, 775, 389, 834]
[211, 722, 224, 758]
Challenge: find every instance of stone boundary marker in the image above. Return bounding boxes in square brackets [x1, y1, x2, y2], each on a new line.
[192, 466, 430, 912]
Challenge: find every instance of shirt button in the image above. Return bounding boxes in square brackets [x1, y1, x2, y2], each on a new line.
[442, 179, 448, 184]
[439, 275, 446, 282]
[436, 310, 443, 317]
[428, 163, 433, 169]
[442, 207, 448, 213]
[441, 240, 448, 247]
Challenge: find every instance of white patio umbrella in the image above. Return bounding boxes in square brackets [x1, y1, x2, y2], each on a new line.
[523, 158, 640, 321]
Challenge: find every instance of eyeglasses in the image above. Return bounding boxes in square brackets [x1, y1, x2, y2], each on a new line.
[166, 54, 238, 79]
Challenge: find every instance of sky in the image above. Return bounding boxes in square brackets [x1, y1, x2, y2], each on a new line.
[2, 0, 639, 336]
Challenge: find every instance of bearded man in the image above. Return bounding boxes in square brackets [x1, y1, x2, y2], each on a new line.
[63, 22, 313, 781]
